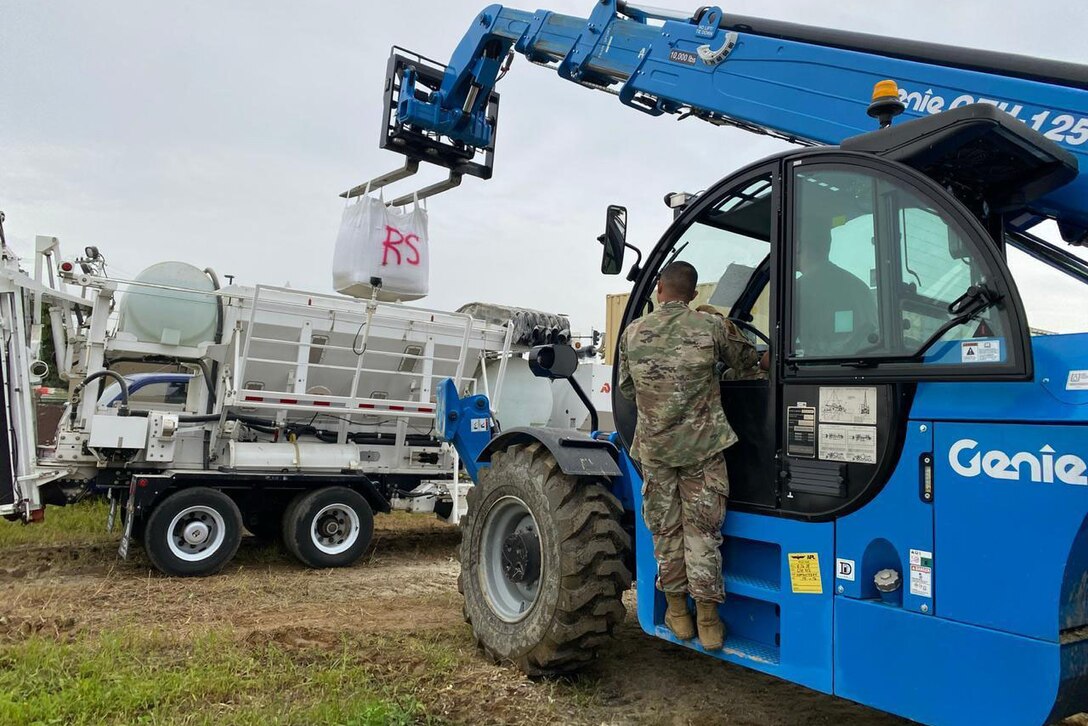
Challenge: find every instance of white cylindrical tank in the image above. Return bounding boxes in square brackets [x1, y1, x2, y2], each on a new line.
[228, 441, 360, 471]
[118, 262, 218, 347]
[485, 357, 555, 429]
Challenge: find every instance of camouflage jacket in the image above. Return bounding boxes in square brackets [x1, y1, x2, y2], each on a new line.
[618, 301, 759, 467]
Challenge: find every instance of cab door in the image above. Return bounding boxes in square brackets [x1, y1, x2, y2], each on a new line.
[777, 151, 1032, 520]
[614, 163, 782, 510]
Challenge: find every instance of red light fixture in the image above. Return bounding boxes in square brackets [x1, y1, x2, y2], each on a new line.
[59, 261, 74, 273]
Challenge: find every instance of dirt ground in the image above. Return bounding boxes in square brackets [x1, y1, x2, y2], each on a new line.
[0, 514, 1081, 725]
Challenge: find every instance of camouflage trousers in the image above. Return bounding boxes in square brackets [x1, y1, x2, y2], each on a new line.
[641, 454, 729, 603]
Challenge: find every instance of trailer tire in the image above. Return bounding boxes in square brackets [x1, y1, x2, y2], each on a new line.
[460, 443, 632, 677]
[282, 487, 374, 568]
[143, 487, 243, 577]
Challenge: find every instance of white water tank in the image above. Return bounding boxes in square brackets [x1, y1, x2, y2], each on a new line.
[486, 357, 555, 429]
[118, 262, 218, 347]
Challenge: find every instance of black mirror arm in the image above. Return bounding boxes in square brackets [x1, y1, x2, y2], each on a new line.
[623, 241, 643, 281]
[566, 375, 600, 434]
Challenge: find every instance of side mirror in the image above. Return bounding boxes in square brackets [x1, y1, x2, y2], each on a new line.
[599, 205, 627, 275]
[528, 344, 600, 433]
[528, 344, 579, 380]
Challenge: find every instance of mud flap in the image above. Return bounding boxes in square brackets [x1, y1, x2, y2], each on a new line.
[118, 487, 136, 560]
[0, 328, 17, 510]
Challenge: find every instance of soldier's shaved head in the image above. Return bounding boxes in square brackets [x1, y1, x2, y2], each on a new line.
[658, 261, 698, 302]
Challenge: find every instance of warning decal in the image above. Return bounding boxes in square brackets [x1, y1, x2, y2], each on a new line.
[909, 549, 933, 599]
[961, 339, 1000, 363]
[788, 552, 823, 594]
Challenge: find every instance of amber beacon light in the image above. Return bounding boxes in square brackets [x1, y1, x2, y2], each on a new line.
[867, 79, 906, 128]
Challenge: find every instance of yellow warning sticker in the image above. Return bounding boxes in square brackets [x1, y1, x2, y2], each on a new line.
[788, 552, 823, 594]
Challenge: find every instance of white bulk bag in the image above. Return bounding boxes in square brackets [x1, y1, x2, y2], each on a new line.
[332, 189, 429, 301]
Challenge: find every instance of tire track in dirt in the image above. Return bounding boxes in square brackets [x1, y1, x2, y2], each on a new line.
[0, 516, 463, 644]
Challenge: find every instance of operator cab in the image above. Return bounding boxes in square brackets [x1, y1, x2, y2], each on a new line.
[605, 103, 1078, 518]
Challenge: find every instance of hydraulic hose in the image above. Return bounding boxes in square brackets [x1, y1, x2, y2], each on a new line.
[122, 410, 275, 428]
[71, 370, 130, 424]
[103, 356, 214, 399]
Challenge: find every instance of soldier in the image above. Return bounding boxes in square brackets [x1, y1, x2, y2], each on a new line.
[793, 214, 878, 357]
[618, 261, 760, 650]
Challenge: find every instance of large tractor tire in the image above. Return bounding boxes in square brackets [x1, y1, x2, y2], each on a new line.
[460, 442, 632, 677]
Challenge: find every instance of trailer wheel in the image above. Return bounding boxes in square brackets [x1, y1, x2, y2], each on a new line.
[461, 443, 632, 677]
[143, 487, 243, 577]
[283, 487, 374, 568]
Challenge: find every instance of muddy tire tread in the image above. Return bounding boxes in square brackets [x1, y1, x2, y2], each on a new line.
[461, 443, 632, 677]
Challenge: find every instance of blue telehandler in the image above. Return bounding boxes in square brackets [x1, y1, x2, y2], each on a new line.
[356, 3, 1088, 723]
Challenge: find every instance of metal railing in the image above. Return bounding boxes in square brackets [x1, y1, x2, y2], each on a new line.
[230, 285, 511, 422]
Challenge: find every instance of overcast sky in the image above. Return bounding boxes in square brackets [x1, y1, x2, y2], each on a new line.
[2, 0, 1086, 334]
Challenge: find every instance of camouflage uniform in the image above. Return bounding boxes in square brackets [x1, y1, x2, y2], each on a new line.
[618, 301, 759, 602]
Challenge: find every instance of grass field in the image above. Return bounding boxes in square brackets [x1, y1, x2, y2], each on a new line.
[0, 498, 115, 548]
[0, 627, 432, 725]
[0, 501, 453, 725]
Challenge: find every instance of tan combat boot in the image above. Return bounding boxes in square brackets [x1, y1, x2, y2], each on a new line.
[664, 593, 695, 640]
[695, 601, 725, 650]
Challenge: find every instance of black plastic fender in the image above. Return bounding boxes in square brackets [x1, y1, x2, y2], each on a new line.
[479, 427, 622, 478]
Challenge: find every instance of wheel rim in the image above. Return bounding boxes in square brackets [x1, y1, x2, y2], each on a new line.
[166, 505, 227, 562]
[310, 503, 360, 555]
[479, 495, 542, 623]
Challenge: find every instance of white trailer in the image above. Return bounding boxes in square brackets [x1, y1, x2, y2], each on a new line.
[0, 226, 571, 576]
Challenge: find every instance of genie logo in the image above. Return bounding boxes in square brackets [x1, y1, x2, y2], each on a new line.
[949, 439, 1088, 485]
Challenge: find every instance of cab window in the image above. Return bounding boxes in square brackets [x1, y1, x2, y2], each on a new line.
[664, 174, 773, 339]
[789, 163, 1019, 374]
[103, 379, 190, 411]
[132, 381, 189, 406]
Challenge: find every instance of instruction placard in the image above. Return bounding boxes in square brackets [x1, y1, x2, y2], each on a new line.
[788, 552, 823, 594]
[786, 405, 817, 458]
[909, 549, 933, 598]
[819, 424, 878, 464]
[819, 387, 877, 425]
